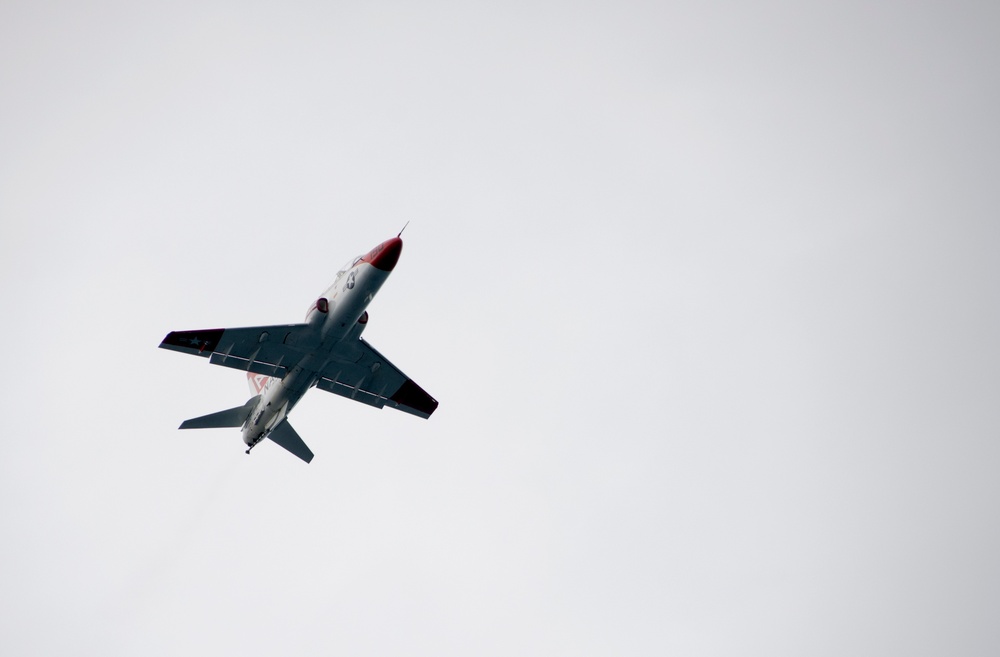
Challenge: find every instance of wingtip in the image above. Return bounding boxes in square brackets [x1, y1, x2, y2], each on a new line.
[158, 328, 225, 355]
[390, 379, 439, 418]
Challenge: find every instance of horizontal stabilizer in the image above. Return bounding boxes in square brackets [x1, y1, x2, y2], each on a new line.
[179, 396, 260, 430]
[267, 420, 314, 463]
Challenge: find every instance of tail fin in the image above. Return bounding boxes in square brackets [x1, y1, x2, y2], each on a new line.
[247, 372, 271, 395]
[179, 396, 260, 430]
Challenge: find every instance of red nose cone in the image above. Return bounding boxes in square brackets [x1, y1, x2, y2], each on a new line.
[365, 237, 403, 271]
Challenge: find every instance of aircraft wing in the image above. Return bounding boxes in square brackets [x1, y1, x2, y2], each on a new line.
[159, 325, 317, 378]
[318, 339, 438, 418]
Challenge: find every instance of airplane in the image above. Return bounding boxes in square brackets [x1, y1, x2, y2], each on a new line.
[158, 234, 437, 463]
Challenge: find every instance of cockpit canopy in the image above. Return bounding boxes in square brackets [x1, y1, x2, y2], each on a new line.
[335, 256, 363, 282]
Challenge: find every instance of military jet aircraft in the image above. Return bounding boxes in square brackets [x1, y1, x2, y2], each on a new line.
[159, 234, 437, 463]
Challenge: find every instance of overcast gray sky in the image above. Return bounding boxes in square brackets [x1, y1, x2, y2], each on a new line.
[2, 1, 999, 655]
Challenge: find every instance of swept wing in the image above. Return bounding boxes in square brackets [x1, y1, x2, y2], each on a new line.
[160, 328, 437, 418]
[318, 339, 438, 418]
[159, 325, 316, 378]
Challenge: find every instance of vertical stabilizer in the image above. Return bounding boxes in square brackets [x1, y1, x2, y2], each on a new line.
[247, 372, 271, 396]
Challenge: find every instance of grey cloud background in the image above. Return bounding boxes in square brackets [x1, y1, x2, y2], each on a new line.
[2, 1, 998, 655]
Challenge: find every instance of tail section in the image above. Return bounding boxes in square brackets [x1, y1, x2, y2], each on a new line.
[179, 396, 260, 430]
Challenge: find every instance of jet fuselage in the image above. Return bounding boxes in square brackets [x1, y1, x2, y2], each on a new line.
[241, 236, 402, 450]
[160, 233, 436, 463]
